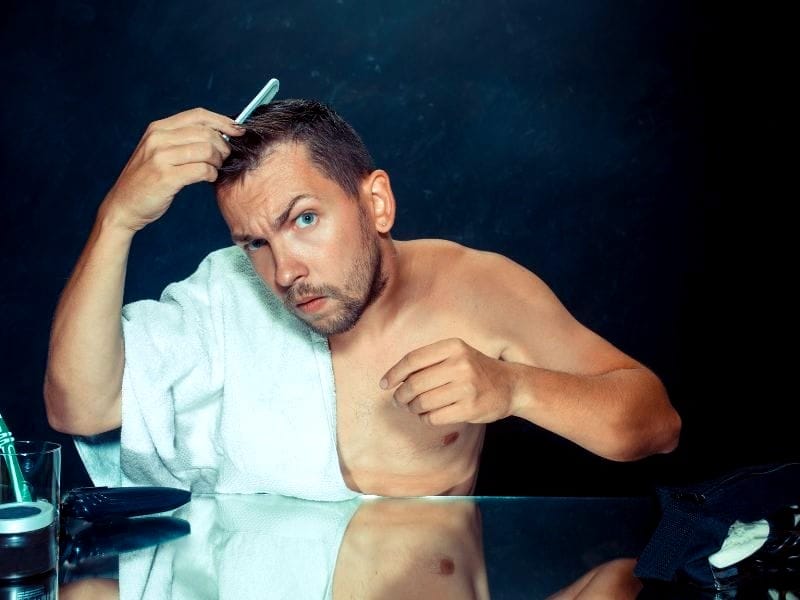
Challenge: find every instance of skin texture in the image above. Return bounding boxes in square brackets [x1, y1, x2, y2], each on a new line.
[44, 108, 681, 497]
[59, 578, 119, 600]
[332, 498, 489, 600]
[546, 558, 642, 600]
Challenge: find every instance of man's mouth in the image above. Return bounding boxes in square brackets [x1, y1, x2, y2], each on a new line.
[295, 296, 326, 313]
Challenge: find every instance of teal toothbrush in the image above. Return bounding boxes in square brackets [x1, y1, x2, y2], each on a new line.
[0, 412, 33, 502]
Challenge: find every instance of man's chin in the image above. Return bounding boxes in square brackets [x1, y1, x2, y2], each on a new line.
[296, 310, 360, 337]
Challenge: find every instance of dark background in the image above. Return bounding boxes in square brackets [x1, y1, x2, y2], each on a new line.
[0, 1, 794, 495]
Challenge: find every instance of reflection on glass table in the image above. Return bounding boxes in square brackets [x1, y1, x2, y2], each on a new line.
[59, 495, 657, 599]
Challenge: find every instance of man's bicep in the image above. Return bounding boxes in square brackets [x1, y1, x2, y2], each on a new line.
[486, 254, 640, 375]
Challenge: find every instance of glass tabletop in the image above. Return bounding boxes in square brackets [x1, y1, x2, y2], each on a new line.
[54, 494, 660, 599]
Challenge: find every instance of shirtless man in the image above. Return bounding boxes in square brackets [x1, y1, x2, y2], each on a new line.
[44, 100, 681, 497]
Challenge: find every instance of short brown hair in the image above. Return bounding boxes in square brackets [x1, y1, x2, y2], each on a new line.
[216, 99, 375, 198]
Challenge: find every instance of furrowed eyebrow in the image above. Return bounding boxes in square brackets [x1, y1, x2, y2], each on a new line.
[230, 194, 314, 245]
[272, 194, 312, 231]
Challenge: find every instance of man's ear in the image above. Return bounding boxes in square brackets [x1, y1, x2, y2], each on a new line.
[362, 170, 395, 234]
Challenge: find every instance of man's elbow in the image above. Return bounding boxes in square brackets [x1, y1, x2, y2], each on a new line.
[604, 407, 682, 463]
[43, 377, 79, 434]
[607, 372, 681, 462]
[659, 409, 682, 454]
[43, 376, 119, 437]
[646, 382, 682, 457]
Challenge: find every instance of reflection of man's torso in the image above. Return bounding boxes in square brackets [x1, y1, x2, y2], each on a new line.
[333, 498, 489, 599]
[331, 240, 503, 496]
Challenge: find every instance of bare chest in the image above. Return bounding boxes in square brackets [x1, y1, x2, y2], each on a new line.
[331, 325, 500, 496]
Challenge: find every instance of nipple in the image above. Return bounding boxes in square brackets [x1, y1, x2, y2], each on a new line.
[442, 432, 460, 447]
[426, 555, 456, 575]
[437, 557, 456, 576]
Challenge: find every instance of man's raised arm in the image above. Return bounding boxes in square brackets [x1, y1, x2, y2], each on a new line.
[44, 109, 243, 436]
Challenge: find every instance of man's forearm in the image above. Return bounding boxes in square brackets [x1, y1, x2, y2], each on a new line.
[507, 362, 680, 461]
[44, 205, 135, 435]
[44, 109, 241, 435]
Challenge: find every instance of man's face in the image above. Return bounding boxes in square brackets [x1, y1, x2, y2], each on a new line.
[217, 142, 384, 336]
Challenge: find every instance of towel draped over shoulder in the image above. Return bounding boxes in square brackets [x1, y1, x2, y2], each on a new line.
[75, 247, 358, 501]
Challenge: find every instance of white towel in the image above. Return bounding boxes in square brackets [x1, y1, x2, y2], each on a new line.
[75, 247, 358, 501]
[120, 494, 361, 600]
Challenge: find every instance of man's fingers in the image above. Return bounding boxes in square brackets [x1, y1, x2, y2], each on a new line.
[155, 142, 226, 169]
[174, 162, 219, 185]
[381, 339, 464, 390]
[421, 403, 464, 427]
[149, 125, 232, 159]
[149, 107, 245, 138]
[393, 361, 452, 406]
[406, 383, 458, 415]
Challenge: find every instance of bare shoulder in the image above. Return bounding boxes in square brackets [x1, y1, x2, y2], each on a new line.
[401, 239, 638, 371]
[404, 238, 552, 301]
[401, 238, 473, 262]
[402, 238, 559, 329]
[452, 247, 624, 369]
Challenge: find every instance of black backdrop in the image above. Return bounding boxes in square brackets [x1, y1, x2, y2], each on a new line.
[1, 1, 794, 494]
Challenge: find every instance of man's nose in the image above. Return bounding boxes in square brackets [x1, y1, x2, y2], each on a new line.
[273, 247, 308, 290]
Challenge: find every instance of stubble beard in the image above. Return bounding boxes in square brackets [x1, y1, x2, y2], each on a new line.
[284, 211, 387, 336]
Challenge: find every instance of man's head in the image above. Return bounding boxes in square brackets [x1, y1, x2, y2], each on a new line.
[215, 99, 394, 336]
[216, 99, 375, 197]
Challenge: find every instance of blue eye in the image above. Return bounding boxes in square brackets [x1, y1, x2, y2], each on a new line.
[245, 238, 268, 252]
[296, 212, 317, 229]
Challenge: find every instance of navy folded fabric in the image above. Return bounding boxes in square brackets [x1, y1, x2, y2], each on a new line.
[635, 462, 800, 587]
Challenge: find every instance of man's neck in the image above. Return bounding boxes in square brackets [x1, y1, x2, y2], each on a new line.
[329, 238, 409, 348]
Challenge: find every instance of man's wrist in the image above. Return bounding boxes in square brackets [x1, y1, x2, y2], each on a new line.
[506, 361, 537, 420]
[96, 199, 140, 239]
